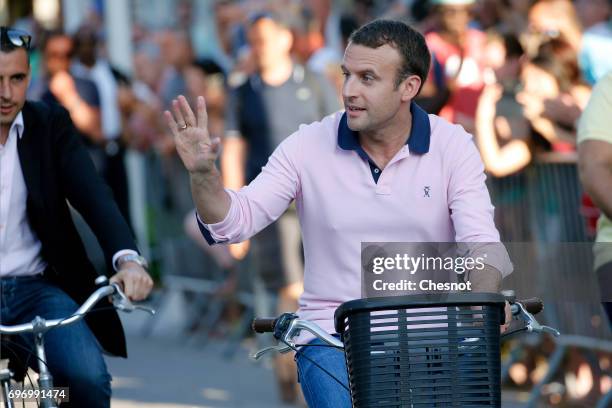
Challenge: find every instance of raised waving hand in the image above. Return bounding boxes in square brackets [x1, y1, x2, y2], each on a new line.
[164, 95, 221, 174]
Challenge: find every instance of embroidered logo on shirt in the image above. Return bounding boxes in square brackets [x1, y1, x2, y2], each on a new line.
[424, 186, 431, 198]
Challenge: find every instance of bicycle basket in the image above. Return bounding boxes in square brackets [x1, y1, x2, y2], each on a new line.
[334, 293, 506, 407]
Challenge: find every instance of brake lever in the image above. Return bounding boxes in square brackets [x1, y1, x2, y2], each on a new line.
[252, 343, 293, 360]
[540, 325, 561, 336]
[135, 305, 156, 315]
[252, 316, 301, 360]
[110, 282, 131, 310]
[110, 282, 156, 315]
[513, 301, 560, 337]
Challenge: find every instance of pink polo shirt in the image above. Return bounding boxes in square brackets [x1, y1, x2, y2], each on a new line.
[199, 102, 512, 336]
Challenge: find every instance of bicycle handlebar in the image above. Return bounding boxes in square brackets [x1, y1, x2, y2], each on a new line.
[0, 282, 155, 335]
[251, 297, 560, 360]
[252, 298, 543, 335]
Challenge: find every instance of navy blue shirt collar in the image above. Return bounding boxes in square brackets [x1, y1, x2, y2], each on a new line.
[337, 101, 431, 159]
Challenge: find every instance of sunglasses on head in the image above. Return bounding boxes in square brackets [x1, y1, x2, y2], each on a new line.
[1, 27, 32, 50]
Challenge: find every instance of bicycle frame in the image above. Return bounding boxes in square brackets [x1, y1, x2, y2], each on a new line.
[0, 370, 13, 408]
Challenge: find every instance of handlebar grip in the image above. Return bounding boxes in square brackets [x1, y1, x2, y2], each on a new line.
[252, 318, 277, 333]
[518, 298, 543, 315]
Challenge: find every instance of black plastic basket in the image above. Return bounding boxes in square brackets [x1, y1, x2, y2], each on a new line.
[334, 293, 506, 407]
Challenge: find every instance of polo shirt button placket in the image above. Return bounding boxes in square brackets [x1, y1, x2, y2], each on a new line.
[376, 184, 391, 195]
[376, 170, 391, 195]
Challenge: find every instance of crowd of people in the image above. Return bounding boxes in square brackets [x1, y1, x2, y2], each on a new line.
[10, 0, 610, 232]
[4, 0, 612, 405]
[12, 0, 611, 234]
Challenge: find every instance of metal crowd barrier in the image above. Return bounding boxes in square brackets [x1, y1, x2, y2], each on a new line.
[487, 155, 611, 406]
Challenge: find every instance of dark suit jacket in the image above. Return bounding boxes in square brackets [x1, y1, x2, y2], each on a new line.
[16, 101, 137, 357]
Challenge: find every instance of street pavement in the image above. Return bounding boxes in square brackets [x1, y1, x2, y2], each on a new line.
[108, 337, 291, 408]
[108, 311, 292, 408]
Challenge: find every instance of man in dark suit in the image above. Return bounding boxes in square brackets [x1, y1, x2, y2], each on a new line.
[0, 27, 153, 408]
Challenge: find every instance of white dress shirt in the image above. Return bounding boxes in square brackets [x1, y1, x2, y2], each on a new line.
[0, 112, 47, 277]
[0, 112, 136, 277]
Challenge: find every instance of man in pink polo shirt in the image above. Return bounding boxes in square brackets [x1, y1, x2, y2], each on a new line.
[165, 19, 512, 408]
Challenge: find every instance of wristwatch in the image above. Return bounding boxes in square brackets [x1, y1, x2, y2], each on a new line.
[117, 253, 149, 270]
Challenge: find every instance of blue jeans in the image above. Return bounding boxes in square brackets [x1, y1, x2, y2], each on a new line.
[295, 338, 351, 407]
[0, 275, 111, 408]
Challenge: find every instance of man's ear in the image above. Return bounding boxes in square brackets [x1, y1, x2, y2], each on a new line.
[400, 74, 422, 102]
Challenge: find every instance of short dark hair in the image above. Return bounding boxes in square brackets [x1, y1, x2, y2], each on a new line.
[73, 25, 98, 50]
[348, 19, 430, 93]
[0, 35, 17, 53]
[191, 58, 225, 78]
[248, 10, 294, 31]
[529, 38, 581, 93]
[40, 29, 72, 53]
